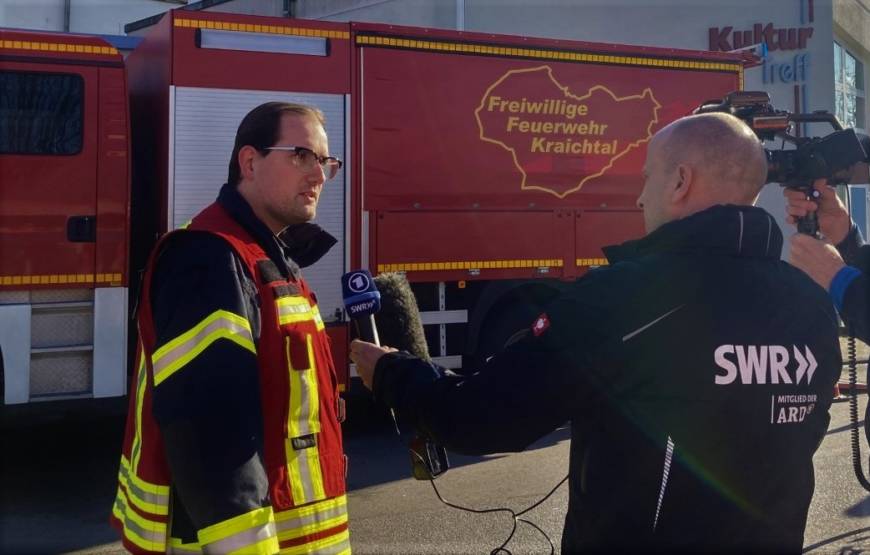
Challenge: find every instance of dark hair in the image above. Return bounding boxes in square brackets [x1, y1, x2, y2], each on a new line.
[227, 102, 325, 186]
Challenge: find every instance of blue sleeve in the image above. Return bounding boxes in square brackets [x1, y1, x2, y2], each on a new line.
[829, 266, 862, 312]
[836, 265, 870, 344]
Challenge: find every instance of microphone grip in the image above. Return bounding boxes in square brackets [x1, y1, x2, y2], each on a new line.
[354, 314, 381, 346]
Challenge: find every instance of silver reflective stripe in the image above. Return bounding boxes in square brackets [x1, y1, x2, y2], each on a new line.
[653, 436, 675, 531]
[203, 521, 276, 554]
[153, 315, 254, 381]
[120, 462, 170, 507]
[737, 211, 744, 255]
[115, 494, 167, 545]
[317, 536, 351, 555]
[622, 305, 684, 342]
[275, 503, 348, 533]
[296, 368, 313, 436]
[280, 302, 310, 317]
[130, 356, 147, 469]
[295, 448, 317, 503]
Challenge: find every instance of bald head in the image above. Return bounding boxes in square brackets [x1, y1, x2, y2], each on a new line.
[662, 112, 767, 202]
[637, 112, 768, 233]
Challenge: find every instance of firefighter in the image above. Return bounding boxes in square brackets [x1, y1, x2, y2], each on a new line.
[111, 102, 350, 554]
[351, 113, 841, 552]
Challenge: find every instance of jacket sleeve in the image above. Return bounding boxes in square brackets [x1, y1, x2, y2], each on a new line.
[372, 293, 608, 456]
[148, 231, 274, 549]
[839, 272, 870, 343]
[834, 225, 870, 343]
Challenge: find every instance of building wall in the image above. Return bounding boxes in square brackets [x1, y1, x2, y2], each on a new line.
[1, 0, 176, 34]
[295, 0, 456, 28]
[1, 0, 65, 31]
[1, 0, 286, 36]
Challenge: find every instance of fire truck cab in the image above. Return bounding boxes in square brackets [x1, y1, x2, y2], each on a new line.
[0, 29, 130, 405]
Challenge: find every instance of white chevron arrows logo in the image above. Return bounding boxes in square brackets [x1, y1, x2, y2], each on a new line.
[713, 344, 819, 385]
[793, 346, 818, 385]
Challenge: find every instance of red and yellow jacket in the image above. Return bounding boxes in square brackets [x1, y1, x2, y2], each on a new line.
[110, 184, 348, 554]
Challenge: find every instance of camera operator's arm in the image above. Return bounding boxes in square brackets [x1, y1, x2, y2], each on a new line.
[785, 178, 870, 341]
[791, 233, 870, 342]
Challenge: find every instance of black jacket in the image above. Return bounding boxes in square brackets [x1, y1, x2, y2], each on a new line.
[374, 205, 841, 553]
[147, 183, 336, 541]
[835, 225, 870, 342]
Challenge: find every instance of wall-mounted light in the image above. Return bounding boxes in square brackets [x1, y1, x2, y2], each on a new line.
[196, 28, 328, 56]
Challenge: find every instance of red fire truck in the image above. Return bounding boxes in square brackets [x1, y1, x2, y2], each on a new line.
[0, 11, 749, 406]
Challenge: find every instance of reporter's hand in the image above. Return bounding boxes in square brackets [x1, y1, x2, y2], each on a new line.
[349, 340, 397, 390]
[789, 233, 846, 291]
[783, 178, 851, 244]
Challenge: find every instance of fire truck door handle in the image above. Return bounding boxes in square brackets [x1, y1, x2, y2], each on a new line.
[67, 215, 96, 243]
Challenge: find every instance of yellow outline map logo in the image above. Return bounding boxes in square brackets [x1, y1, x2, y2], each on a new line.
[475, 66, 661, 198]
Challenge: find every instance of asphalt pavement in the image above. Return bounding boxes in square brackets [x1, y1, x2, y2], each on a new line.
[0, 390, 868, 554]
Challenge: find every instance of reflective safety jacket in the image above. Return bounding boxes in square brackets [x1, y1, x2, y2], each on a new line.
[111, 191, 349, 554]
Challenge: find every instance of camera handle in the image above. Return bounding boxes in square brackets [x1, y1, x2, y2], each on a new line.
[796, 188, 821, 237]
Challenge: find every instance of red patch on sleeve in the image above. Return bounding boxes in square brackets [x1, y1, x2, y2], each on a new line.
[532, 313, 550, 337]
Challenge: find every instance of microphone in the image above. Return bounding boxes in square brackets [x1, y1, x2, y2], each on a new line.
[341, 269, 381, 346]
[372, 272, 430, 361]
[341, 270, 449, 480]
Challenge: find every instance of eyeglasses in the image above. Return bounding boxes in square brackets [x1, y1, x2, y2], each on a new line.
[264, 146, 343, 180]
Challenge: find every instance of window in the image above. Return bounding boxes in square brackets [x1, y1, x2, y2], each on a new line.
[0, 71, 84, 155]
[834, 42, 865, 131]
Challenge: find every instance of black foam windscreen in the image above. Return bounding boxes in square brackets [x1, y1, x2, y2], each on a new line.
[372, 273, 430, 361]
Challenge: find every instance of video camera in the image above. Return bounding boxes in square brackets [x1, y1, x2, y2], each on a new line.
[694, 91, 869, 236]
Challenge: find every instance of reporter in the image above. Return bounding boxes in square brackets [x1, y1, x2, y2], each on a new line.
[785, 181, 870, 342]
[353, 113, 841, 553]
[351, 114, 841, 553]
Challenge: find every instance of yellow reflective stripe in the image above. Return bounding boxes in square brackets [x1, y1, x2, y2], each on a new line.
[275, 495, 347, 540]
[198, 506, 278, 554]
[279, 529, 350, 555]
[277, 296, 316, 326]
[152, 310, 255, 386]
[285, 334, 325, 504]
[118, 456, 170, 516]
[285, 438, 326, 506]
[113, 485, 168, 551]
[273, 495, 346, 528]
[168, 537, 203, 554]
[231, 536, 281, 555]
[286, 335, 321, 437]
[130, 350, 147, 473]
[276, 296, 324, 330]
[303, 335, 321, 435]
[121, 455, 171, 496]
[312, 307, 325, 331]
[275, 502, 347, 541]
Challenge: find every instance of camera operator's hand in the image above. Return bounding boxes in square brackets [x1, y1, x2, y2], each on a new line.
[789, 233, 846, 291]
[783, 178, 851, 244]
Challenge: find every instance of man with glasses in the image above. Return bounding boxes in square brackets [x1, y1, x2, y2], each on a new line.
[111, 102, 351, 554]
